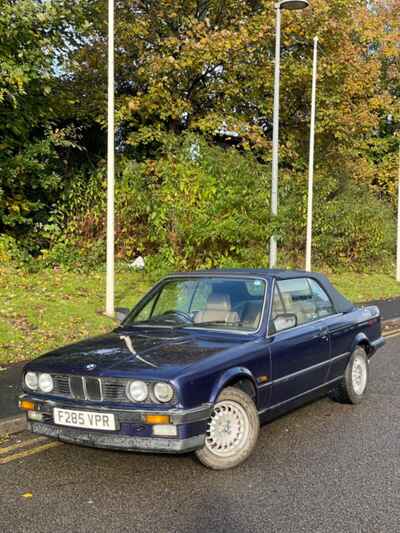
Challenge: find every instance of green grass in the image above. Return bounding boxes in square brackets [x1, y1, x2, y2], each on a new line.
[329, 272, 400, 302]
[1, 266, 400, 366]
[0, 266, 152, 366]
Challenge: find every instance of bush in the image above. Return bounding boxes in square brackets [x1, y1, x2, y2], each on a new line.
[277, 174, 395, 270]
[0, 234, 28, 265]
[40, 135, 396, 273]
[50, 136, 271, 270]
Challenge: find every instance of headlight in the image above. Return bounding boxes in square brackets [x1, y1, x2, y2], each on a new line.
[153, 382, 174, 403]
[25, 372, 38, 391]
[127, 380, 148, 402]
[38, 373, 54, 393]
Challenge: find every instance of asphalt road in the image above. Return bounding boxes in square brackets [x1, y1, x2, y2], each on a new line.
[1, 337, 399, 533]
[0, 363, 23, 419]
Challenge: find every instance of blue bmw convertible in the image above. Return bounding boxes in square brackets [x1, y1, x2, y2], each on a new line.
[20, 269, 384, 469]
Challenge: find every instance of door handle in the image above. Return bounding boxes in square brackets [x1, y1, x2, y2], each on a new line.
[320, 327, 329, 341]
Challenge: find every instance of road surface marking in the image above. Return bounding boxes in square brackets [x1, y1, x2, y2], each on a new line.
[0, 441, 63, 465]
[383, 331, 400, 339]
[383, 327, 400, 339]
[0, 436, 49, 455]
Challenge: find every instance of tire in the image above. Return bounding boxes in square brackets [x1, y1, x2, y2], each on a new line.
[195, 386, 260, 470]
[332, 346, 369, 404]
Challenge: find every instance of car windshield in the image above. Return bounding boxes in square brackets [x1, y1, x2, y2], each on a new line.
[125, 277, 267, 332]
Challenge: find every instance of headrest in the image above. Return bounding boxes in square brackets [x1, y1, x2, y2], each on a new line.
[206, 293, 231, 311]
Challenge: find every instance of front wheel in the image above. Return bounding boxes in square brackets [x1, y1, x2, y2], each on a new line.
[332, 346, 369, 404]
[195, 386, 259, 470]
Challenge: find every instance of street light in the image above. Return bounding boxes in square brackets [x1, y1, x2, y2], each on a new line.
[305, 36, 318, 272]
[397, 144, 400, 282]
[106, 0, 115, 317]
[269, 0, 309, 269]
[279, 0, 309, 9]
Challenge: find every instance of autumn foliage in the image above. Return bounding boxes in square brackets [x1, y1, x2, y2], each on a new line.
[1, 0, 399, 270]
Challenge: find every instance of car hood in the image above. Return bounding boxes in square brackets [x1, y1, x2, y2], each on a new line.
[27, 328, 251, 377]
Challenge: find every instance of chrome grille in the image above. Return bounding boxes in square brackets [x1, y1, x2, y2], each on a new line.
[53, 375, 72, 398]
[85, 377, 102, 401]
[102, 381, 128, 401]
[50, 374, 129, 402]
[70, 376, 85, 400]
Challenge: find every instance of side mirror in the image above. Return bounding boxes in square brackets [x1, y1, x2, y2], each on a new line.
[273, 313, 297, 333]
[115, 307, 130, 322]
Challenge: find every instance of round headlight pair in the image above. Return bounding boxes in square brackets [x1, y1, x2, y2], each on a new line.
[24, 372, 54, 393]
[153, 382, 174, 403]
[127, 380, 148, 402]
[126, 380, 174, 403]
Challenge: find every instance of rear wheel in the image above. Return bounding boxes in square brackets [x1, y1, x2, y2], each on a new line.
[332, 346, 369, 404]
[195, 386, 259, 470]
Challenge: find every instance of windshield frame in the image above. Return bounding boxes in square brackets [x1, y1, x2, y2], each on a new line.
[122, 274, 269, 336]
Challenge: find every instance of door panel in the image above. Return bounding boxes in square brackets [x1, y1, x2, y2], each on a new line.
[268, 278, 333, 406]
[270, 323, 330, 405]
[324, 313, 357, 380]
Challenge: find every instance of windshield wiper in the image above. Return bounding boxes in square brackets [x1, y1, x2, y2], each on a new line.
[123, 318, 191, 329]
[177, 320, 240, 329]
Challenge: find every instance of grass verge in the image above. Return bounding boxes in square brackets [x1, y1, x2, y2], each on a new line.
[0, 266, 152, 366]
[1, 266, 399, 366]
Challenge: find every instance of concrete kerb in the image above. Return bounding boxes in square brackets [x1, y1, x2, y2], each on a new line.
[0, 415, 26, 438]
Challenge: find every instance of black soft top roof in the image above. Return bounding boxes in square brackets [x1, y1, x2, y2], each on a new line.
[169, 268, 355, 314]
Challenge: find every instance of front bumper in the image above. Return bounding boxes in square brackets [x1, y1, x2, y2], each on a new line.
[28, 421, 205, 453]
[370, 336, 385, 354]
[20, 394, 211, 454]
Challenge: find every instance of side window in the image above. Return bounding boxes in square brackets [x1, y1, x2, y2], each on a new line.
[277, 278, 317, 326]
[271, 286, 285, 317]
[308, 279, 335, 318]
[269, 285, 297, 333]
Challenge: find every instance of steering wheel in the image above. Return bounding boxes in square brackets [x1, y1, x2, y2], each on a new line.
[161, 310, 193, 324]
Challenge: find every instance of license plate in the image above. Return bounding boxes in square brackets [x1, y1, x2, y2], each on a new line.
[53, 408, 116, 431]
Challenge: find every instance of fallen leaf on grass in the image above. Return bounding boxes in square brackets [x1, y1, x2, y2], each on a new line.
[0, 434, 9, 445]
[9, 315, 38, 333]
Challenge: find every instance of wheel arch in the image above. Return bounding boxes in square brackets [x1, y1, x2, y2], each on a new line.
[210, 368, 258, 406]
[351, 332, 372, 357]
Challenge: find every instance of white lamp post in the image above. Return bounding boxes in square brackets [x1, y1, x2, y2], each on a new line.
[305, 36, 318, 272]
[269, 0, 310, 269]
[396, 144, 400, 282]
[106, 0, 115, 317]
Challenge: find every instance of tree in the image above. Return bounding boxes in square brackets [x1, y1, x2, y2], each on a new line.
[67, 0, 395, 168]
[0, 0, 90, 250]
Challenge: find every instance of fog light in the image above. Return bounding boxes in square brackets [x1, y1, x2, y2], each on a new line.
[144, 414, 170, 425]
[19, 400, 36, 411]
[27, 411, 44, 422]
[152, 424, 178, 437]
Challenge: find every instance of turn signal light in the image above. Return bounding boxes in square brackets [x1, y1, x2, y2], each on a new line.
[144, 414, 170, 425]
[19, 400, 36, 411]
